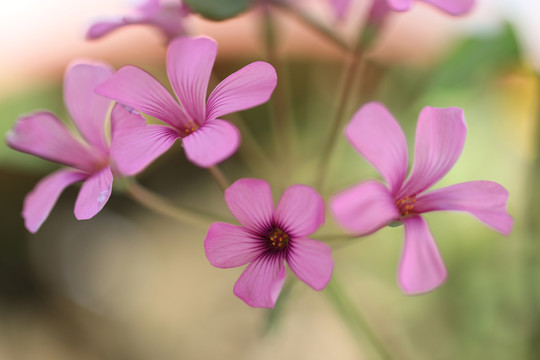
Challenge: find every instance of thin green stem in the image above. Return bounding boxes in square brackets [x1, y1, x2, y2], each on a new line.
[315, 44, 365, 193]
[523, 74, 540, 356]
[271, 0, 350, 52]
[262, 6, 295, 189]
[325, 276, 394, 360]
[124, 179, 220, 229]
[208, 165, 230, 192]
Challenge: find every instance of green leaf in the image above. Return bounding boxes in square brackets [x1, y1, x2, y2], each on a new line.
[184, 0, 250, 21]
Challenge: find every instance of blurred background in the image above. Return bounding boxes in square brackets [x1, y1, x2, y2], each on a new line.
[0, 0, 538, 359]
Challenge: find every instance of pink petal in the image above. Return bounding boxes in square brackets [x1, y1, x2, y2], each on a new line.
[398, 106, 466, 199]
[145, 3, 188, 40]
[95, 65, 190, 129]
[331, 180, 401, 235]
[274, 185, 324, 238]
[415, 181, 513, 236]
[167, 36, 216, 123]
[287, 237, 333, 290]
[64, 62, 113, 152]
[386, 0, 412, 11]
[206, 61, 278, 121]
[74, 166, 114, 220]
[86, 20, 127, 40]
[7, 112, 99, 172]
[224, 178, 275, 233]
[399, 216, 447, 295]
[233, 255, 286, 308]
[418, 0, 474, 15]
[182, 119, 240, 168]
[110, 123, 180, 176]
[110, 103, 147, 137]
[330, 0, 351, 20]
[22, 169, 87, 233]
[345, 102, 408, 195]
[205, 222, 265, 268]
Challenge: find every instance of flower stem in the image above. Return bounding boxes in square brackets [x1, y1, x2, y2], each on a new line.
[271, 0, 350, 52]
[315, 43, 365, 193]
[208, 165, 230, 192]
[523, 74, 540, 355]
[262, 5, 295, 189]
[325, 276, 394, 360]
[124, 179, 218, 229]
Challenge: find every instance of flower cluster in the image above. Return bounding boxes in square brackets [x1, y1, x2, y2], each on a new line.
[5, 0, 513, 309]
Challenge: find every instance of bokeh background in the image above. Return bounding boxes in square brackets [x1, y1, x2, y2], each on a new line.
[0, 0, 539, 359]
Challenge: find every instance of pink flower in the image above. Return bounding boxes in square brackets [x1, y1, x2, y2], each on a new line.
[205, 179, 334, 308]
[86, 0, 190, 41]
[330, 102, 513, 294]
[378, 0, 474, 15]
[6, 62, 146, 233]
[329, 0, 352, 20]
[96, 36, 277, 173]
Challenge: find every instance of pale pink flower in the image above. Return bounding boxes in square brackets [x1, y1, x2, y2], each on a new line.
[331, 102, 513, 294]
[6, 62, 146, 233]
[205, 179, 334, 308]
[86, 0, 190, 41]
[96, 36, 277, 173]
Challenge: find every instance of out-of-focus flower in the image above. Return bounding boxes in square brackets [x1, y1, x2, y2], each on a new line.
[329, 0, 352, 20]
[6, 63, 145, 233]
[86, 0, 190, 42]
[331, 102, 513, 294]
[205, 178, 333, 308]
[96, 36, 277, 171]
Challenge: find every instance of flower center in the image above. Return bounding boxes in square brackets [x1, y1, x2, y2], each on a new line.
[395, 195, 417, 217]
[183, 121, 199, 135]
[267, 228, 290, 250]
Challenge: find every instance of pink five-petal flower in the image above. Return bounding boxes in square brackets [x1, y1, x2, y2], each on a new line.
[205, 178, 334, 308]
[96, 36, 277, 172]
[6, 62, 146, 233]
[330, 102, 513, 295]
[86, 0, 190, 42]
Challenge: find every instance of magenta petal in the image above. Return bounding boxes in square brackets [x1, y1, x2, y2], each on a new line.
[398, 106, 466, 198]
[74, 166, 114, 220]
[225, 178, 274, 233]
[86, 20, 126, 40]
[386, 0, 412, 11]
[415, 181, 513, 236]
[345, 102, 408, 195]
[205, 222, 265, 268]
[95, 65, 190, 128]
[206, 61, 277, 121]
[182, 119, 240, 168]
[110, 103, 147, 137]
[22, 169, 87, 233]
[399, 216, 447, 295]
[167, 36, 216, 123]
[287, 238, 333, 290]
[111, 122, 179, 176]
[331, 180, 400, 235]
[64, 62, 113, 152]
[418, 0, 474, 15]
[233, 255, 286, 308]
[274, 185, 324, 238]
[7, 112, 98, 171]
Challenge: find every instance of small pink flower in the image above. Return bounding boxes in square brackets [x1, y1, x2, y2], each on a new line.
[6, 62, 146, 233]
[331, 102, 513, 294]
[205, 179, 334, 308]
[96, 36, 277, 173]
[86, 0, 190, 41]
